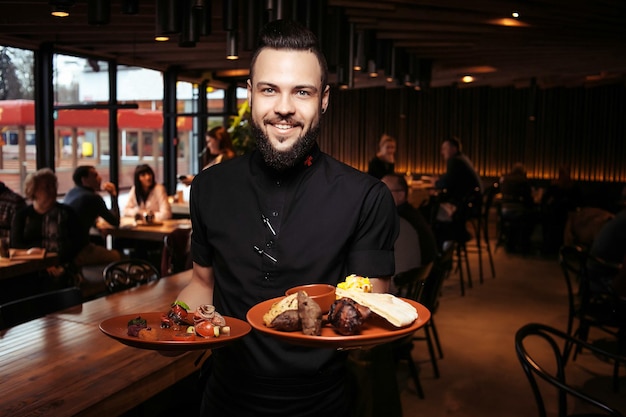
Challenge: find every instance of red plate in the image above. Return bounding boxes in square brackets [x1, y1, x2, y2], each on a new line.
[99, 312, 251, 351]
[246, 297, 430, 349]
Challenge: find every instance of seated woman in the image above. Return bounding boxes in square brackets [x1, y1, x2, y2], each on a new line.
[8, 168, 82, 301]
[123, 164, 172, 222]
[367, 134, 396, 179]
[180, 126, 235, 185]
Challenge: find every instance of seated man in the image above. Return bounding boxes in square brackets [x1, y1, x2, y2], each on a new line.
[63, 165, 121, 267]
[587, 209, 626, 294]
[431, 137, 482, 247]
[434, 137, 482, 206]
[382, 174, 438, 280]
[0, 181, 26, 238]
[499, 163, 536, 253]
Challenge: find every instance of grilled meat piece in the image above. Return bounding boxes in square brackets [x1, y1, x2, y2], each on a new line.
[327, 297, 371, 335]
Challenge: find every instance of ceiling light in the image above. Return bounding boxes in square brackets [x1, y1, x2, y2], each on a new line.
[50, 0, 75, 17]
[512, 11, 520, 18]
[462, 75, 475, 83]
[155, 0, 181, 41]
[226, 31, 239, 60]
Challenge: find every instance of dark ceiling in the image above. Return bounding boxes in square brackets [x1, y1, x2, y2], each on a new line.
[1, 0, 626, 90]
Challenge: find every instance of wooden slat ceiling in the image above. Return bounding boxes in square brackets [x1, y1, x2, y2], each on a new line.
[0, 0, 625, 89]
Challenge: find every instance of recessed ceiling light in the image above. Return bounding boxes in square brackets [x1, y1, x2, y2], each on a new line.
[462, 75, 475, 83]
[512, 11, 520, 18]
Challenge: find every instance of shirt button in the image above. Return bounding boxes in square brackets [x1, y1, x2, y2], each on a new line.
[264, 272, 270, 281]
[272, 211, 279, 217]
[276, 180, 281, 186]
[266, 240, 274, 248]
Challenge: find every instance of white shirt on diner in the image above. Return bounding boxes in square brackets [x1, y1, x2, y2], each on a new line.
[122, 183, 172, 221]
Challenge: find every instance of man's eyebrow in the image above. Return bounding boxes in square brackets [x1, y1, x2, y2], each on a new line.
[255, 81, 319, 93]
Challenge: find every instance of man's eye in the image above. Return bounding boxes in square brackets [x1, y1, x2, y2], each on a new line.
[262, 88, 275, 94]
[296, 90, 311, 96]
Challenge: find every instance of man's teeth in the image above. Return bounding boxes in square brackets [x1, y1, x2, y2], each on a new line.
[274, 124, 293, 130]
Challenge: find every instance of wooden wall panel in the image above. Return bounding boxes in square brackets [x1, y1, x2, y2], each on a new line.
[319, 82, 626, 184]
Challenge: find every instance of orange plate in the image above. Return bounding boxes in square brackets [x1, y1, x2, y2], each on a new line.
[246, 297, 430, 349]
[99, 312, 251, 351]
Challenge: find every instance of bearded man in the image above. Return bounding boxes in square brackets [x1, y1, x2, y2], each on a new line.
[177, 20, 398, 417]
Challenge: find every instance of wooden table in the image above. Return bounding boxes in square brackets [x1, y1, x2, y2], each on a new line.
[0, 252, 59, 280]
[408, 181, 435, 208]
[170, 201, 190, 217]
[0, 270, 204, 417]
[97, 218, 192, 243]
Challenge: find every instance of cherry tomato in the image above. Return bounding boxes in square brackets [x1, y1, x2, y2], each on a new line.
[195, 321, 215, 338]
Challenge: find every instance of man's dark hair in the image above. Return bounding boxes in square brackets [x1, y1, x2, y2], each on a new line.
[445, 137, 462, 152]
[249, 19, 328, 89]
[387, 173, 409, 194]
[72, 165, 94, 186]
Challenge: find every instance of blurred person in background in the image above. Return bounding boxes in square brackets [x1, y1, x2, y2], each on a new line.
[9, 169, 82, 300]
[123, 164, 172, 222]
[367, 133, 396, 179]
[180, 126, 236, 186]
[64, 165, 121, 266]
[0, 181, 26, 238]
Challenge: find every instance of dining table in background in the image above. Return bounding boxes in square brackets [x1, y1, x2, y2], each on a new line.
[0, 269, 203, 417]
[0, 251, 59, 281]
[408, 180, 436, 208]
[96, 218, 192, 244]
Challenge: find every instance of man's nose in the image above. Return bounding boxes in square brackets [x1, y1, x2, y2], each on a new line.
[274, 93, 295, 115]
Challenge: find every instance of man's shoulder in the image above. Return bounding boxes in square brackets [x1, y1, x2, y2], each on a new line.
[0, 188, 25, 204]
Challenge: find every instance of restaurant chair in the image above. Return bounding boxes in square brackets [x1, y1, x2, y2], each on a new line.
[515, 322, 625, 417]
[161, 228, 191, 276]
[0, 286, 82, 330]
[394, 246, 454, 389]
[103, 259, 160, 293]
[559, 245, 625, 392]
[452, 188, 483, 295]
[393, 263, 431, 398]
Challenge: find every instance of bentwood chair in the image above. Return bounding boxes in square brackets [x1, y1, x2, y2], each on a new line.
[559, 246, 625, 392]
[103, 258, 160, 293]
[515, 323, 625, 417]
[0, 286, 82, 330]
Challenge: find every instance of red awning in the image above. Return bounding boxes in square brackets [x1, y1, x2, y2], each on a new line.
[0, 100, 192, 131]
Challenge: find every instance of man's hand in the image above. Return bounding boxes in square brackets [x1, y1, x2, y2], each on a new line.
[102, 181, 117, 197]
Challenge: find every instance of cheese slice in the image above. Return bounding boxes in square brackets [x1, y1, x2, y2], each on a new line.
[262, 292, 299, 326]
[335, 288, 418, 327]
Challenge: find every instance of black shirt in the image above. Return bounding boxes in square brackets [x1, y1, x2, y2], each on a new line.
[64, 185, 120, 248]
[190, 144, 398, 416]
[435, 153, 482, 205]
[367, 156, 395, 179]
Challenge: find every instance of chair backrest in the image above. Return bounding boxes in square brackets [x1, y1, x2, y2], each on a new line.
[558, 245, 587, 325]
[420, 244, 455, 313]
[394, 262, 434, 302]
[103, 259, 161, 293]
[483, 182, 499, 219]
[515, 323, 625, 417]
[0, 287, 83, 330]
[161, 228, 192, 276]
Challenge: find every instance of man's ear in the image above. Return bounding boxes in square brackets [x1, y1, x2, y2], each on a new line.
[247, 79, 252, 107]
[321, 84, 330, 114]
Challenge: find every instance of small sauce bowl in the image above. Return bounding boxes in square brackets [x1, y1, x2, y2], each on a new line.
[285, 283, 336, 313]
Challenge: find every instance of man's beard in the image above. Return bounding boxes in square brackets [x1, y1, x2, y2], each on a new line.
[251, 118, 321, 172]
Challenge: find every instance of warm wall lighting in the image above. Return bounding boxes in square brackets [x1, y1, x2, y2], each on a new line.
[226, 31, 239, 60]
